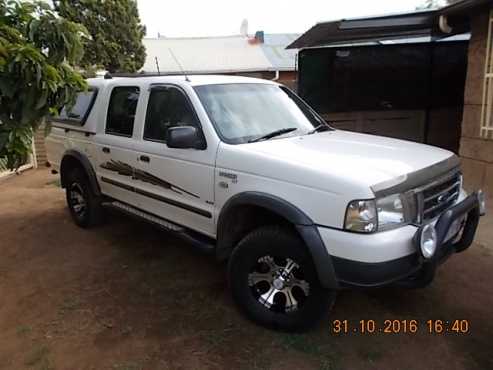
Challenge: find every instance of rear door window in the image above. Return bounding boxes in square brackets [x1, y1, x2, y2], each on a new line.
[54, 89, 97, 125]
[106, 86, 140, 137]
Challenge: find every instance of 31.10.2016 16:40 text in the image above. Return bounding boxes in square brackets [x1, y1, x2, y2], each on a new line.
[331, 319, 470, 335]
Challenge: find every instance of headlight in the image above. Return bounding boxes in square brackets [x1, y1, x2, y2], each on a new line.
[478, 189, 486, 216]
[376, 192, 417, 231]
[344, 193, 417, 233]
[418, 224, 437, 259]
[344, 200, 377, 233]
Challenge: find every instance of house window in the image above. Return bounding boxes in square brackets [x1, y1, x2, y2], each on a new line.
[481, 9, 493, 139]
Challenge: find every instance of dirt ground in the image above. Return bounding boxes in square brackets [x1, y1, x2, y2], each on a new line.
[0, 169, 492, 370]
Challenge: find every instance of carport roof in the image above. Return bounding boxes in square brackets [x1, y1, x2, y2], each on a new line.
[287, 0, 492, 49]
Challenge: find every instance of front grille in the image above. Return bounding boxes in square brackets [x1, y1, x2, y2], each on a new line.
[418, 171, 461, 222]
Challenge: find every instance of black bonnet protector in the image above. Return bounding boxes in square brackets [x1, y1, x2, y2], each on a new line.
[371, 155, 461, 198]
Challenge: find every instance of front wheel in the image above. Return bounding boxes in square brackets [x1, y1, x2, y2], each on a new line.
[228, 226, 336, 332]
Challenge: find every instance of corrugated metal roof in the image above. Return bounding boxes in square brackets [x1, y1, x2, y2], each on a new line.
[287, 10, 437, 49]
[261, 34, 300, 70]
[440, 0, 492, 16]
[287, 0, 492, 49]
[142, 34, 299, 74]
[304, 32, 470, 49]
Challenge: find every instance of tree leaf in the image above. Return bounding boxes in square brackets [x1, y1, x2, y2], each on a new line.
[0, 0, 88, 169]
[53, 0, 146, 72]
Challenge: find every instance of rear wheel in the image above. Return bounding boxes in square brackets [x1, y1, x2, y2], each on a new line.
[65, 168, 104, 228]
[228, 226, 336, 332]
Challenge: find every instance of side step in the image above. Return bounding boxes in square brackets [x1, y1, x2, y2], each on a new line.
[103, 201, 216, 254]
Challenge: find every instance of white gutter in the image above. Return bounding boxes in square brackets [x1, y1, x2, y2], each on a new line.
[272, 70, 280, 81]
[439, 15, 452, 34]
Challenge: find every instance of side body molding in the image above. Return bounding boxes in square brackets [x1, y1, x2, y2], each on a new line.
[217, 192, 339, 289]
[60, 149, 101, 196]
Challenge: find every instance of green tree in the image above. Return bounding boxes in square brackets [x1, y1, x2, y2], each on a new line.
[0, 0, 88, 169]
[54, 0, 146, 73]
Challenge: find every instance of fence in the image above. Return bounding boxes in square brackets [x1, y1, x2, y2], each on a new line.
[0, 157, 8, 172]
[0, 143, 37, 179]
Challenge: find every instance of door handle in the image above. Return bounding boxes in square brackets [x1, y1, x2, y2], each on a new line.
[102, 147, 110, 154]
[139, 155, 150, 163]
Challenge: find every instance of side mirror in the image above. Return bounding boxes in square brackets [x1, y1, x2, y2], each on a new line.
[167, 126, 204, 149]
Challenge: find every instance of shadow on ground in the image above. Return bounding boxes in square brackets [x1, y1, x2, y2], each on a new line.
[0, 170, 492, 370]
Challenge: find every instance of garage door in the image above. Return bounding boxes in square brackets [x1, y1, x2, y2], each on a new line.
[322, 110, 426, 143]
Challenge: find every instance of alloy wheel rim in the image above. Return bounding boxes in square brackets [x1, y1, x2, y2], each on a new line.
[248, 255, 310, 313]
[69, 183, 87, 218]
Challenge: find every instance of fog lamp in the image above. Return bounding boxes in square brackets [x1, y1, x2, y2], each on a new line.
[420, 224, 437, 259]
[478, 190, 486, 216]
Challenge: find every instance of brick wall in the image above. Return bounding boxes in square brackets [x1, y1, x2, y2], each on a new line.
[277, 71, 298, 90]
[34, 123, 47, 167]
[459, 9, 493, 200]
[231, 70, 298, 89]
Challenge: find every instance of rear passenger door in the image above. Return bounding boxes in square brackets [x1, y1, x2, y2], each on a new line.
[95, 86, 141, 206]
[132, 85, 216, 236]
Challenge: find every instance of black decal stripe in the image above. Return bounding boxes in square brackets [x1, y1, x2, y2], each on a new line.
[101, 177, 212, 218]
[102, 177, 134, 192]
[100, 160, 199, 198]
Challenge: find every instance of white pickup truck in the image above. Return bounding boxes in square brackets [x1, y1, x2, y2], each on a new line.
[46, 75, 485, 331]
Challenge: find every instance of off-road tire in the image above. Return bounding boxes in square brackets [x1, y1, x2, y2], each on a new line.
[228, 226, 336, 332]
[65, 167, 104, 228]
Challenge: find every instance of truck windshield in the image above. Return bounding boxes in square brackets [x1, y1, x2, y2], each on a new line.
[194, 83, 329, 144]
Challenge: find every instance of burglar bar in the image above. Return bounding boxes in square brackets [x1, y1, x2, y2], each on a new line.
[480, 10, 493, 139]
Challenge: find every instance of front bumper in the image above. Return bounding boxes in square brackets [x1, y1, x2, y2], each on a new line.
[319, 191, 483, 288]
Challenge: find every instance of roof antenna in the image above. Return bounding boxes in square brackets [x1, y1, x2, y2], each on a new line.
[155, 56, 161, 76]
[168, 48, 190, 82]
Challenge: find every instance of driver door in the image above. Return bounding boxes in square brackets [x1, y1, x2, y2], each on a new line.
[132, 85, 216, 236]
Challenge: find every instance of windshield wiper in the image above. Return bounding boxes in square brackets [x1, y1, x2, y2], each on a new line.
[308, 122, 331, 135]
[248, 127, 298, 143]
